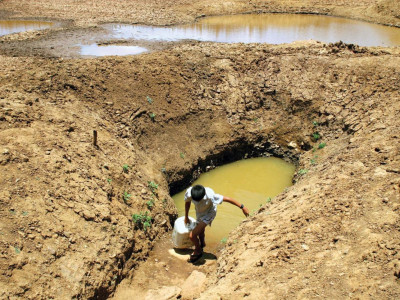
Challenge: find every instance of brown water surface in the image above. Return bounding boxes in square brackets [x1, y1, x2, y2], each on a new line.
[172, 157, 295, 250]
[0, 20, 54, 36]
[104, 14, 400, 46]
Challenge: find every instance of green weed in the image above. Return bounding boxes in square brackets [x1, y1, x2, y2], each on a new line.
[148, 181, 159, 195]
[310, 155, 318, 165]
[132, 211, 152, 232]
[180, 152, 185, 159]
[122, 164, 130, 173]
[146, 198, 155, 210]
[298, 169, 308, 175]
[123, 191, 131, 203]
[313, 121, 319, 127]
[14, 247, 20, 254]
[312, 132, 321, 141]
[107, 178, 112, 184]
[318, 142, 327, 149]
[266, 197, 272, 203]
[146, 96, 153, 104]
[149, 113, 156, 121]
[221, 237, 228, 244]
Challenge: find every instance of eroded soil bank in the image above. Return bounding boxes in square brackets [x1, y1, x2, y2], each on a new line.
[0, 0, 400, 299]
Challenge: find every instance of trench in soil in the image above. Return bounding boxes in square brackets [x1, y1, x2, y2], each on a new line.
[172, 156, 295, 250]
[111, 143, 298, 299]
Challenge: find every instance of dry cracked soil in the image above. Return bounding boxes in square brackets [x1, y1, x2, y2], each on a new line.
[0, 0, 400, 299]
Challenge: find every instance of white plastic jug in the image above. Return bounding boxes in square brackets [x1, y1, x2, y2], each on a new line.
[172, 216, 196, 249]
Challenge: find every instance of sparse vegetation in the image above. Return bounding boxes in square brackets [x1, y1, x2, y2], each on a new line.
[122, 164, 130, 173]
[312, 132, 321, 141]
[180, 152, 185, 159]
[123, 191, 131, 203]
[298, 169, 308, 175]
[318, 142, 327, 149]
[266, 197, 272, 203]
[310, 155, 318, 165]
[149, 112, 156, 121]
[148, 181, 159, 195]
[132, 211, 152, 231]
[221, 237, 228, 244]
[146, 96, 153, 104]
[146, 198, 155, 209]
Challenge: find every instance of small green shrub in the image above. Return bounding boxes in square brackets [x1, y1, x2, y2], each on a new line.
[132, 211, 152, 231]
[266, 197, 272, 203]
[313, 121, 319, 127]
[180, 152, 185, 159]
[298, 169, 308, 175]
[123, 191, 131, 203]
[149, 113, 156, 121]
[146, 96, 153, 104]
[107, 178, 112, 184]
[310, 155, 318, 165]
[221, 237, 228, 244]
[312, 132, 321, 141]
[318, 142, 327, 149]
[148, 181, 159, 195]
[146, 198, 154, 210]
[122, 164, 130, 173]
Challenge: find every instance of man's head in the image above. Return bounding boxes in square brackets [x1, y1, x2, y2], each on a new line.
[191, 185, 206, 201]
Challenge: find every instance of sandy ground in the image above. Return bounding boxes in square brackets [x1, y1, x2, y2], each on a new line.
[0, 0, 400, 299]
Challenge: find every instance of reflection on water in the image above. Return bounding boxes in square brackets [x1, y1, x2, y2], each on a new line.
[80, 44, 148, 56]
[172, 157, 295, 249]
[104, 14, 400, 46]
[0, 20, 54, 36]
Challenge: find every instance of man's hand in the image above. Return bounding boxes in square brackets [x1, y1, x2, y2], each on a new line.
[184, 216, 190, 225]
[242, 206, 250, 217]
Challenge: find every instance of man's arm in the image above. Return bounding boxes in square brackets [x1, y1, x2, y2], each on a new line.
[223, 196, 249, 217]
[184, 201, 191, 224]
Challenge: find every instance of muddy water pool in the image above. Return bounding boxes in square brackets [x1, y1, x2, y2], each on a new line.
[104, 14, 400, 47]
[0, 20, 55, 36]
[172, 157, 295, 250]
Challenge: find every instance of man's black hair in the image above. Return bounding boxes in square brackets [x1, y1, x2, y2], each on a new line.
[191, 185, 206, 201]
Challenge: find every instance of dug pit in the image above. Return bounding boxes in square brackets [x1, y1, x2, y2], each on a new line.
[172, 156, 295, 249]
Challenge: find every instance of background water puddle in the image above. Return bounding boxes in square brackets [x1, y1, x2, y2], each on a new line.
[0, 20, 54, 36]
[104, 14, 400, 46]
[172, 157, 295, 249]
[80, 44, 148, 56]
